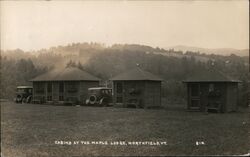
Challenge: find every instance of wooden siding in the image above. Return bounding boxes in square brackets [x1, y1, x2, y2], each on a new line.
[144, 81, 161, 107]
[52, 82, 59, 101]
[226, 83, 238, 112]
[113, 80, 161, 108]
[186, 82, 238, 112]
[32, 82, 46, 102]
[33, 81, 99, 104]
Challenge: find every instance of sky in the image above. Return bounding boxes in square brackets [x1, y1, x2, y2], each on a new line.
[0, 0, 249, 51]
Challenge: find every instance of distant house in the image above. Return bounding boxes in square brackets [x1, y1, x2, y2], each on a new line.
[110, 67, 162, 108]
[30, 67, 100, 104]
[183, 69, 241, 113]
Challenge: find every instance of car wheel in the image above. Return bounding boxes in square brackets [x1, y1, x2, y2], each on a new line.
[22, 98, 27, 104]
[89, 95, 97, 105]
[16, 95, 22, 103]
[100, 98, 109, 107]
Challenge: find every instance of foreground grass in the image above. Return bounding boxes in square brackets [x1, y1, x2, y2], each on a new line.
[1, 102, 250, 156]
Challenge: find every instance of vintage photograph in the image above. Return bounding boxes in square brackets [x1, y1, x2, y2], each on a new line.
[0, 0, 249, 156]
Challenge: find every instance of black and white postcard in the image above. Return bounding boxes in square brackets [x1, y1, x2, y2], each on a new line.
[0, 0, 249, 156]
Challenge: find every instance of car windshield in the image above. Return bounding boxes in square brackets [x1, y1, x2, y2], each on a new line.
[17, 88, 26, 93]
[89, 89, 112, 95]
[101, 89, 112, 94]
[17, 88, 32, 93]
[89, 89, 99, 94]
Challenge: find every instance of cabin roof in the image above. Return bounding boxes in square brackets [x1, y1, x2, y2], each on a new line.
[183, 68, 241, 83]
[110, 67, 162, 81]
[30, 67, 101, 82]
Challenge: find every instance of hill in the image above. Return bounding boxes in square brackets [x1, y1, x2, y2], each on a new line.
[167, 45, 249, 57]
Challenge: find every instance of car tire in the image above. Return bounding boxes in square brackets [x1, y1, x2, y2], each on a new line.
[22, 98, 27, 104]
[89, 95, 97, 105]
[100, 98, 108, 107]
[16, 95, 22, 103]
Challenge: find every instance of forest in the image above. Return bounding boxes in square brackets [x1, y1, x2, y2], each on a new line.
[1, 42, 249, 106]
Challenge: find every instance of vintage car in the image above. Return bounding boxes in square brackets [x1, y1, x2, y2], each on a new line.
[85, 87, 112, 106]
[14, 86, 33, 103]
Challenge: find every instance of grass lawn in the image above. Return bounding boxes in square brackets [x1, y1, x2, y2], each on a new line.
[1, 101, 250, 156]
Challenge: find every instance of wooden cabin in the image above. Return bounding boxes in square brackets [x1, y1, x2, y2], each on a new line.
[110, 67, 162, 108]
[183, 69, 241, 113]
[30, 67, 100, 105]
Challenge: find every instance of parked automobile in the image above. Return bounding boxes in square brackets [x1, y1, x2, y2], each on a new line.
[85, 87, 112, 106]
[14, 86, 33, 103]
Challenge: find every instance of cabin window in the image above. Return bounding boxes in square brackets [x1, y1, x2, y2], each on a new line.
[67, 82, 77, 93]
[116, 96, 123, 103]
[47, 82, 52, 93]
[191, 99, 200, 108]
[117, 82, 123, 93]
[59, 82, 64, 93]
[59, 95, 64, 101]
[209, 83, 214, 92]
[47, 96, 52, 101]
[28, 89, 32, 93]
[35, 82, 45, 94]
[191, 84, 199, 97]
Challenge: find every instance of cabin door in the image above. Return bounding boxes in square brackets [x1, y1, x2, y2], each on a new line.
[116, 82, 124, 104]
[189, 83, 201, 110]
[46, 82, 52, 101]
[59, 82, 64, 101]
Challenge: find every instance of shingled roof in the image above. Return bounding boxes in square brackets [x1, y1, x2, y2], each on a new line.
[110, 67, 162, 81]
[30, 67, 101, 82]
[183, 68, 241, 83]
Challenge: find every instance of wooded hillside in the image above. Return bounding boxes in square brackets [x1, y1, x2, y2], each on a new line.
[1, 43, 249, 105]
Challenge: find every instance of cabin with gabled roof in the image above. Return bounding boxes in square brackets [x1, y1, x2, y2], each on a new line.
[30, 67, 100, 104]
[183, 68, 241, 113]
[110, 67, 162, 108]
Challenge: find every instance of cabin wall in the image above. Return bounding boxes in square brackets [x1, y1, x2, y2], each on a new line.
[52, 82, 59, 101]
[33, 81, 99, 104]
[62, 81, 79, 102]
[187, 82, 228, 112]
[199, 83, 208, 111]
[64, 81, 99, 103]
[226, 83, 238, 112]
[113, 80, 161, 108]
[144, 81, 161, 107]
[200, 83, 227, 112]
[124, 81, 145, 106]
[112, 81, 121, 104]
[32, 82, 46, 102]
[113, 81, 145, 105]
